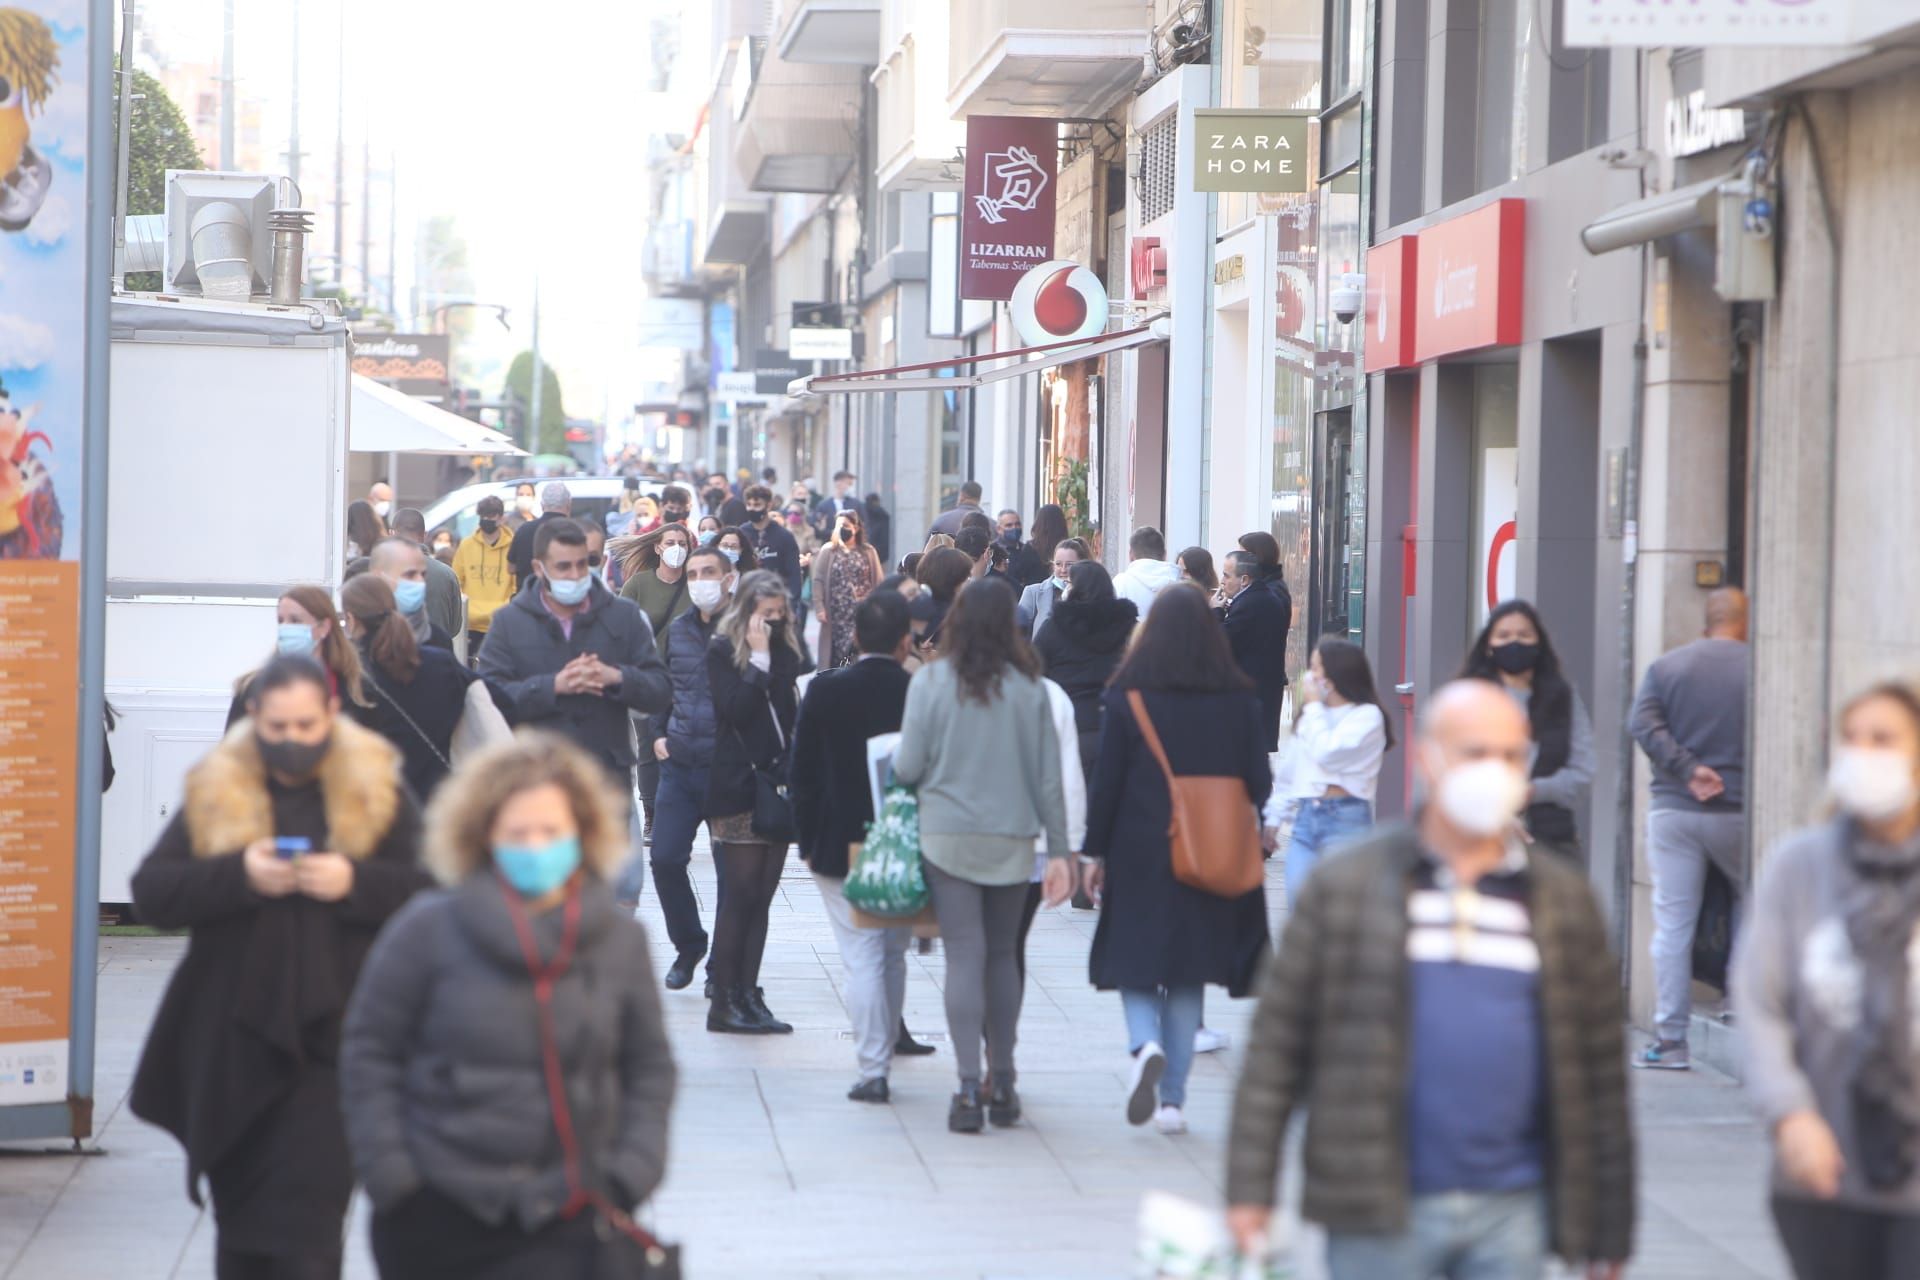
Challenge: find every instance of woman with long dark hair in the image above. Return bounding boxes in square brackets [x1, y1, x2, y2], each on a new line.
[1269, 637, 1393, 906]
[131, 656, 429, 1279]
[346, 500, 387, 561]
[703, 570, 804, 1035]
[1738, 682, 1920, 1278]
[1083, 584, 1271, 1135]
[1460, 599, 1594, 862]
[341, 574, 474, 802]
[1027, 503, 1070, 568]
[228, 584, 369, 727]
[1034, 559, 1139, 780]
[811, 505, 885, 668]
[894, 578, 1072, 1133]
[713, 525, 760, 574]
[910, 545, 974, 658]
[1176, 546, 1219, 594]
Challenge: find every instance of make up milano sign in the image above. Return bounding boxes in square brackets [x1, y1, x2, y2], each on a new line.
[1190, 109, 1312, 195]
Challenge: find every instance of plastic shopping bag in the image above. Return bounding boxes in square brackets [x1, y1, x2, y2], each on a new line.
[844, 785, 929, 918]
[1136, 1192, 1294, 1280]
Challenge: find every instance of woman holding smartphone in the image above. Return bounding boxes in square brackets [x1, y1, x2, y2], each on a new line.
[130, 655, 430, 1280]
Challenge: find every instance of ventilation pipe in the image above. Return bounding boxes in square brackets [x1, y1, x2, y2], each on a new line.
[269, 207, 313, 305]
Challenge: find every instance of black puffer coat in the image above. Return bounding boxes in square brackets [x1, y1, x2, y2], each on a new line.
[1034, 596, 1138, 776]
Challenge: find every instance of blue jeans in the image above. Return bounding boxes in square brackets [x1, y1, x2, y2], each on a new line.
[1326, 1189, 1548, 1280]
[1283, 795, 1374, 907]
[1120, 985, 1205, 1107]
[649, 758, 712, 956]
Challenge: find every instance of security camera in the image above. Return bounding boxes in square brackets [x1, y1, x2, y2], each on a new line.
[1329, 272, 1365, 325]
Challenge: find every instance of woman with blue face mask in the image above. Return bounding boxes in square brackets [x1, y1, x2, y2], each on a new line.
[341, 732, 677, 1278]
[226, 585, 370, 728]
[696, 515, 723, 546]
[713, 526, 760, 574]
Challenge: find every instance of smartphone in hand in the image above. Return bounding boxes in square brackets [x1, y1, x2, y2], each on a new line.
[274, 836, 312, 861]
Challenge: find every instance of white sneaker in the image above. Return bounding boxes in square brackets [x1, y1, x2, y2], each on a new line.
[1154, 1104, 1187, 1135]
[1193, 1026, 1230, 1054]
[1127, 1042, 1166, 1126]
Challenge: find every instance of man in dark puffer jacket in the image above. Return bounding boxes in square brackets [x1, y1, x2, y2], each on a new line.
[1226, 680, 1634, 1279]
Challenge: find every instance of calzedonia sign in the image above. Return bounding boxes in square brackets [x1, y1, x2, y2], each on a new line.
[961, 115, 1057, 302]
[1191, 109, 1311, 194]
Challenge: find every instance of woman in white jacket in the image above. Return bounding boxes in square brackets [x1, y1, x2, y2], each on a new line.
[1266, 638, 1393, 907]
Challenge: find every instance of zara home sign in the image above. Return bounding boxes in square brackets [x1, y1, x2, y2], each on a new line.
[1191, 110, 1312, 194]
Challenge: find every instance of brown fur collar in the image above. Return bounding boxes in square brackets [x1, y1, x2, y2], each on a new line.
[184, 717, 403, 859]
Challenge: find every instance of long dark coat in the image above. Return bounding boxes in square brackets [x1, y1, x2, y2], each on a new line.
[1084, 686, 1272, 996]
[129, 717, 428, 1256]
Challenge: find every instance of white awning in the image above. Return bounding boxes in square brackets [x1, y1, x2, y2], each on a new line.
[786, 318, 1170, 397]
[350, 375, 527, 456]
[1580, 171, 1735, 256]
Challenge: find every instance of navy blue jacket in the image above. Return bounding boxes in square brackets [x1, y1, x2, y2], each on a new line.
[1221, 581, 1292, 752]
[655, 608, 722, 768]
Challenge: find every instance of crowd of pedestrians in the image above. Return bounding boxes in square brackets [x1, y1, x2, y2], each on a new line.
[121, 464, 1920, 1280]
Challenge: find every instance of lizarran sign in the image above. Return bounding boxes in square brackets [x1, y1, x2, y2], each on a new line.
[961, 115, 1057, 301]
[1563, 0, 1853, 47]
[1190, 110, 1312, 194]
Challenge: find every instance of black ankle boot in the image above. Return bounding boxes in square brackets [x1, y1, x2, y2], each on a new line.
[988, 1079, 1021, 1127]
[743, 987, 793, 1034]
[948, 1083, 985, 1134]
[706, 986, 764, 1034]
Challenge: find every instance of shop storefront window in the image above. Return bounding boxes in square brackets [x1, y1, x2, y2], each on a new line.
[1222, 0, 1324, 227]
[1327, 0, 1366, 106]
[1476, 0, 1531, 192]
[1469, 362, 1520, 634]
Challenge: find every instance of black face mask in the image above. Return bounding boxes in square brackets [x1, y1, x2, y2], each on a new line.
[1491, 641, 1542, 674]
[478, 517, 500, 534]
[705, 488, 726, 506]
[663, 507, 689, 524]
[767, 619, 786, 642]
[748, 508, 770, 524]
[257, 732, 330, 782]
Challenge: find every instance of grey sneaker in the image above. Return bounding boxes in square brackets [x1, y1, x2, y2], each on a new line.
[1633, 1039, 1691, 1070]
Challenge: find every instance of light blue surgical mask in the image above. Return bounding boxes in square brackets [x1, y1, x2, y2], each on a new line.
[720, 547, 740, 565]
[545, 573, 592, 606]
[276, 623, 317, 657]
[1052, 575, 1070, 592]
[393, 578, 427, 615]
[698, 530, 718, 545]
[493, 834, 582, 897]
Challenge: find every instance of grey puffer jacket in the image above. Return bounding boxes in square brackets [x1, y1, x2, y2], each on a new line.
[1226, 825, 1634, 1264]
[656, 608, 721, 767]
[340, 875, 677, 1229]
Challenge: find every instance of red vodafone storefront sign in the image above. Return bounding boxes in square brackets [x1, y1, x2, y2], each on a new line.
[1409, 198, 1525, 364]
[1365, 236, 1418, 371]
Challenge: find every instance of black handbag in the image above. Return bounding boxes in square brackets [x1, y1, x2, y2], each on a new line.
[749, 752, 796, 845]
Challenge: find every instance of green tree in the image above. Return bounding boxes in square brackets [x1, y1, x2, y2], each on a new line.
[113, 64, 204, 290]
[503, 352, 566, 455]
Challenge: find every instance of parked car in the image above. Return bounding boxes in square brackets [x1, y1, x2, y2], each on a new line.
[421, 476, 663, 545]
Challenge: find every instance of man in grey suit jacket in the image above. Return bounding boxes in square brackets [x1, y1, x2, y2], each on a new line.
[1016, 537, 1087, 639]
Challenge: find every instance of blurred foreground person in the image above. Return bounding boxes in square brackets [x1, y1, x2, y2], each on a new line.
[132, 657, 429, 1280]
[894, 578, 1072, 1133]
[1737, 682, 1920, 1280]
[1227, 679, 1633, 1280]
[343, 732, 677, 1279]
[1083, 586, 1270, 1136]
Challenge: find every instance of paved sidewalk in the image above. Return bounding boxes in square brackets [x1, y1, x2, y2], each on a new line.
[1, 848, 1788, 1279]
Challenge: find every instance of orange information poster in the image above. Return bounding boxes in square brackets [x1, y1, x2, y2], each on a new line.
[0, 562, 78, 1104]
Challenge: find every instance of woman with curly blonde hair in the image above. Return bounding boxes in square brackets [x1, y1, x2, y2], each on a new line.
[341, 732, 678, 1277]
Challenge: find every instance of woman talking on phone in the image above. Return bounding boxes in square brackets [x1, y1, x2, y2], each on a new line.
[130, 655, 430, 1280]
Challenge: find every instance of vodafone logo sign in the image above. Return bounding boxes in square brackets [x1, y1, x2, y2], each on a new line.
[1009, 260, 1108, 347]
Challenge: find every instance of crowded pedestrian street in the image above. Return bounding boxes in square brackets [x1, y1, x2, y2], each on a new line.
[5, 844, 1787, 1280]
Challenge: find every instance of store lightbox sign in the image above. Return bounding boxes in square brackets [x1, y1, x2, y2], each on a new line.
[1190, 110, 1311, 194]
[789, 326, 854, 362]
[1411, 199, 1526, 364]
[1563, 0, 1852, 47]
[1365, 236, 1419, 371]
[961, 115, 1057, 301]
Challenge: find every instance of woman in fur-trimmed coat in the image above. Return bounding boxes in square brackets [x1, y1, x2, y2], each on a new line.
[130, 656, 429, 1280]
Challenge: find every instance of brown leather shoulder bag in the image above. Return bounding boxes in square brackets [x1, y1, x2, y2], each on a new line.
[1126, 689, 1265, 898]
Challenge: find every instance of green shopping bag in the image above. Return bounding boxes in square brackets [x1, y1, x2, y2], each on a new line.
[845, 785, 929, 918]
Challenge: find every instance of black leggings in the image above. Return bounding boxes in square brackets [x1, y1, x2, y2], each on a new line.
[1773, 1194, 1920, 1280]
[709, 841, 785, 991]
[216, 1248, 341, 1280]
